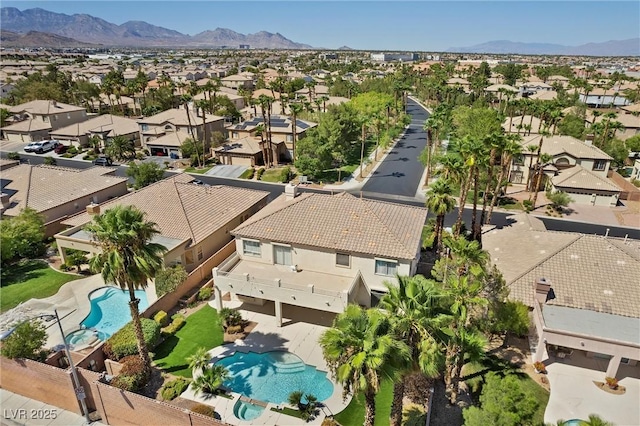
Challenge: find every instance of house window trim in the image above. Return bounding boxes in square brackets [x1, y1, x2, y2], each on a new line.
[242, 239, 262, 257]
[197, 246, 203, 261]
[593, 160, 606, 171]
[272, 243, 293, 266]
[374, 258, 398, 277]
[336, 253, 351, 268]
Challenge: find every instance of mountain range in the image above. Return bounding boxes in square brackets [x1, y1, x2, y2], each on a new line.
[447, 39, 640, 56]
[0, 7, 313, 49]
[1, 30, 100, 48]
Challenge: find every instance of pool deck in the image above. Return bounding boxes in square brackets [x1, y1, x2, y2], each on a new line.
[0, 272, 157, 351]
[178, 299, 351, 425]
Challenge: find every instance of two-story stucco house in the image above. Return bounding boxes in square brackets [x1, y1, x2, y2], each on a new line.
[55, 174, 270, 273]
[2, 100, 88, 143]
[213, 186, 428, 326]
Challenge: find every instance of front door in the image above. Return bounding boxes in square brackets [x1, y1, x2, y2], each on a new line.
[273, 245, 292, 266]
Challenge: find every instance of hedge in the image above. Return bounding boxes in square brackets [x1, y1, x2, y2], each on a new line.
[161, 314, 186, 336]
[103, 318, 161, 361]
[154, 310, 170, 327]
[161, 377, 191, 401]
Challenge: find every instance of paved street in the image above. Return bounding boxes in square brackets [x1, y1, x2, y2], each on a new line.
[360, 98, 429, 197]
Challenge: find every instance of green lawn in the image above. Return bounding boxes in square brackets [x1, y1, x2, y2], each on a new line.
[334, 379, 394, 426]
[463, 355, 549, 425]
[184, 166, 214, 174]
[0, 260, 81, 313]
[260, 167, 290, 183]
[152, 304, 224, 378]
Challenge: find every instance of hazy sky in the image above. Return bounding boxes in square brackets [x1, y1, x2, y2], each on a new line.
[3, 1, 639, 50]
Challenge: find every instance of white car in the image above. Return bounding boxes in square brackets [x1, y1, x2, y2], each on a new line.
[26, 140, 57, 154]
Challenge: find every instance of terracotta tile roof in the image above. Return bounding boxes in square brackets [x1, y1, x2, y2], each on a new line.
[622, 103, 640, 113]
[482, 213, 640, 318]
[1, 165, 127, 216]
[214, 137, 262, 155]
[232, 192, 428, 260]
[1, 118, 52, 132]
[138, 108, 224, 127]
[9, 100, 85, 115]
[49, 114, 139, 138]
[62, 175, 270, 246]
[520, 135, 613, 160]
[146, 130, 191, 148]
[551, 165, 620, 192]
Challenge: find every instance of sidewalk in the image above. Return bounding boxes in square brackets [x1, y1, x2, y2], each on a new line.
[0, 389, 104, 426]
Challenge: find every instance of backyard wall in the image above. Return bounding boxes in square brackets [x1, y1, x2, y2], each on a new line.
[92, 382, 226, 426]
[144, 241, 236, 317]
[0, 357, 82, 414]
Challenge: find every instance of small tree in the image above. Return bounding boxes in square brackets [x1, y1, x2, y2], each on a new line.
[126, 162, 165, 189]
[0, 321, 48, 360]
[154, 265, 188, 297]
[463, 373, 539, 426]
[65, 249, 88, 272]
[487, 300, 531, 343]
[187, 347, 211, 375]
[192, 365, 229, 395]
[105, 135, 135, 161]
[288, 391, 318, 422]
[546, 191, 573, 211]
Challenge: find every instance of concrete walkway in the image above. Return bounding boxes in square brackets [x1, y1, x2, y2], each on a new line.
[0, 389, 104, 426]
[541, 351, 640, 425]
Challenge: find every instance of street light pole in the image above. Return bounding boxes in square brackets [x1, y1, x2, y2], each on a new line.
[53, 309, 92, 425]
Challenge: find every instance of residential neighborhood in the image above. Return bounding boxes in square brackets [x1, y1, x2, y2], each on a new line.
[0, 4, 639, 426]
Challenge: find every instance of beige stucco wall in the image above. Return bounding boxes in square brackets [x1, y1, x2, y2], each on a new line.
[235, 238, 412, 292]
[48, 110, 88, 131]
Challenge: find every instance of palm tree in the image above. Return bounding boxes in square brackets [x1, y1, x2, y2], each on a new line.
[105, 135, 135, 161]
[192, 365, 230, 396]
[485, 137, 522, 224]
[579, 414, 614, 426]
[530, 152, 553, 209]
[379, 276, 448, 426]
[425, 179, 456, 254]
[289, 103, 304, 161]
[187, 347, 211, 375]
[524, 143, 540, 191]
[320, 305, 411, 426]
[85, 205, 167, 372]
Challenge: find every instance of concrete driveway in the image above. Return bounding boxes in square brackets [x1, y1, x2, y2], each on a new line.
[204, 164, 247, 178]
[544, 352, 640, 425]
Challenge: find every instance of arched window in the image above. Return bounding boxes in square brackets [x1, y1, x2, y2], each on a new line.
[555, 158, 570, 166]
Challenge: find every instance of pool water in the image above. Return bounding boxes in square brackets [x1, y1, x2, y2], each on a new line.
[233, 400, 264, 421]
[215, 351, 334, 405]
[65, 328, 108, 348]
[80, 286, 149, 339]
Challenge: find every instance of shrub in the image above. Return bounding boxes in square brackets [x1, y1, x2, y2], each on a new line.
[154, 310, 170, 327]
[256, 168, 265, 180]
[135, 152, 146, 160]
[117, 355, 149, 390]
[220, 308, 243, 328]
[67, 146, 78, 155]
[522, 199, 533, 211]
[226, 325, 243, 334]
[191, 404, 215, 418]
[43, 156, 57, 166]
[0, 321, 48, 360]
[7, 152, 20, 160]
[103, 318, 161, 361]
[533, 361, 546, 373]
[59, 263, 70, 271]
[239, 168, 255, 179]
[198, 287, 212, 301]
[155, 265, 188, 297]
[321, 419, 340, 426]
[280, 166, 292, 183]
[161, 315, 186, 336]
[605, 376, 618, 389]
[488, 300, 530, 338]
[110, 374, 137, 392]
[161, 377, 191, 401]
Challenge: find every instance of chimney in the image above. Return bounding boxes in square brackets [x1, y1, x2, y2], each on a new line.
[0, 193, 10, 211]
[584, 134, 594, 146]
[534, 278, 551, 304]
[86, 203, 100, 216]
[284, 183, 299, 200]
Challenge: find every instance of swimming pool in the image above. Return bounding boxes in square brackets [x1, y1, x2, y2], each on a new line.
[233, 400, 264, 421]
[215, 351, 334, 406]
[78, 286, 148, 339]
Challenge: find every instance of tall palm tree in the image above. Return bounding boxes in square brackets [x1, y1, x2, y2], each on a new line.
[485, 137, 522, 224]
[530, 152, 553, 209]
[524, 143, 540, 191]
[379, 276, 448, 426]
[257, 94, 275, 167]
[289, 103, 304, 161]
[85, 205, 167, 372]
[320, 305, 411, 426]
[425, 179, 456, 254]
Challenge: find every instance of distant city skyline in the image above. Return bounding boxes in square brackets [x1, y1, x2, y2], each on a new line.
[3, 1, 639, 51]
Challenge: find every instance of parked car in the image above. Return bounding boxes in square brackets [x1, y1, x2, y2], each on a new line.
[93, 156, 113, 166]
[29, 140, 57, 154]
[23, 141, 40, 153]
[54, 143, 68, 154]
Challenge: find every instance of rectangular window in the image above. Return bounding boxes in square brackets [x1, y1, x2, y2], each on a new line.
[273, 245, 292, 266]
[232, 132, 239, 139]
[593, 160, 606, 171]
[286, 134, 293, 142]
[336, 253, 350, 267]
[514, 154, 524, 166]
[375, 259, 397, 276]
[197, 246, 203, 261]
[243, 240, 261, 257]
[53, 115, 58, 121]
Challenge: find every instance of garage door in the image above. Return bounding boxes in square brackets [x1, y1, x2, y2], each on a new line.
[231, 156, 253, 166]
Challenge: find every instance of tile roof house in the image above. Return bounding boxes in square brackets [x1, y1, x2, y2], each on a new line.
[212, 187, 428, 325]
[227, 115, 317, 161]
[48, 114, 140, 148]
[509, 135, 614, 196]
[2, 100, 88, 143]
[550, 164, 621, 206]
[213, 136, 283, 167]
[1, 165, 128, 236]
[482, 213, 640, 378]
[55, 174, 270, 273]
[138, 108, 225, 157]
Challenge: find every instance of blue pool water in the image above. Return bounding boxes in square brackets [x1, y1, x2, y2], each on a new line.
[79, 286, 149, 339]
[565, 420, 584, 426]
[215, 351, 334, 405]
[233, 400, 264, 421]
